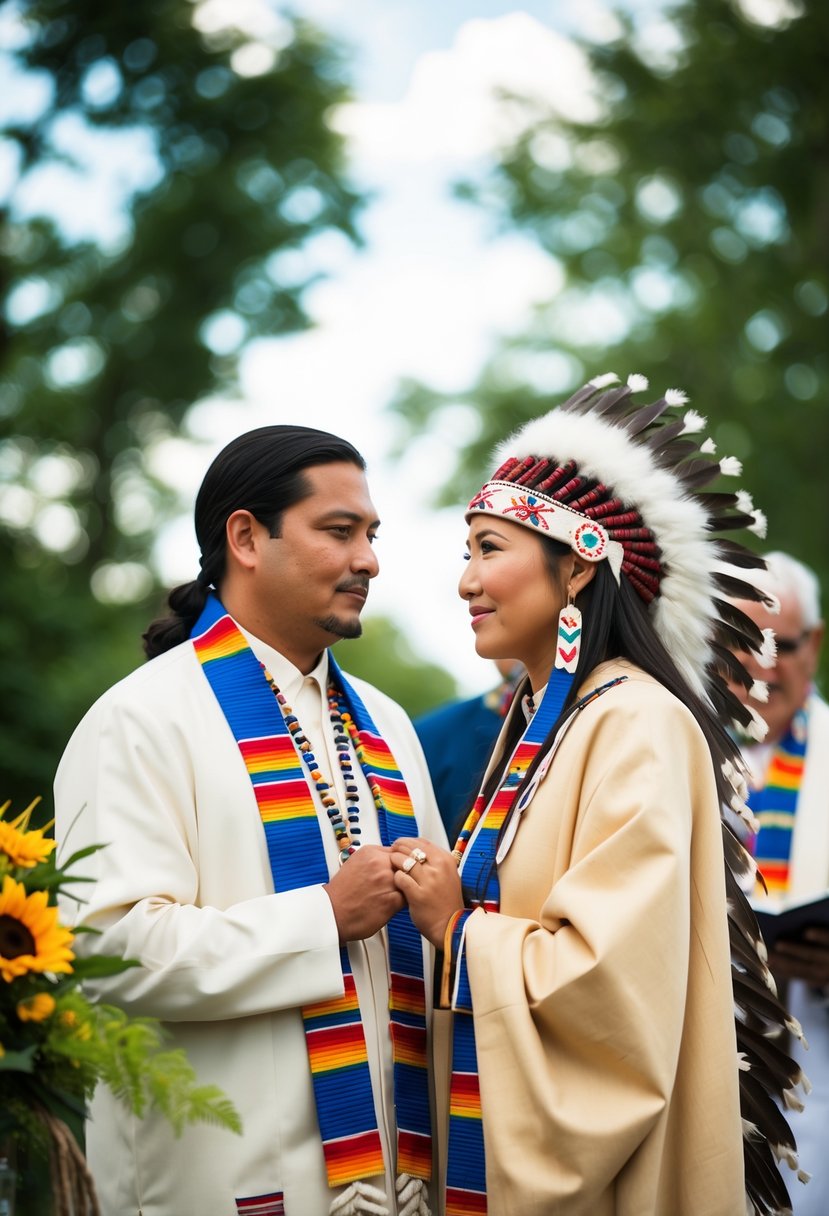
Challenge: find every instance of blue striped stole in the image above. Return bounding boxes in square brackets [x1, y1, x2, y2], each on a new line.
[192, 596, 430, 1190]
[446, 670, 574, 1213]
[749, 705, 808, 898]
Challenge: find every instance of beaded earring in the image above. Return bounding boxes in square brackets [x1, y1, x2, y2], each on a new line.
[554, 593, 582, 674]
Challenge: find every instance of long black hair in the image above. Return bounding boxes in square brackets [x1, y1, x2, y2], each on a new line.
[143, 425, 365, 659]
[473, 544, 740, 833]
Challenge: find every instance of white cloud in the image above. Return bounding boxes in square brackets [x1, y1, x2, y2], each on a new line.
[334, 12, 600, 164]
[152, 9, 597, 693]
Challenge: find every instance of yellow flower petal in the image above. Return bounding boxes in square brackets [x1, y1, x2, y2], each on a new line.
[0, 874, 74, 982]
[17, 992, 56, 1022]
[0, 821, 56, 868]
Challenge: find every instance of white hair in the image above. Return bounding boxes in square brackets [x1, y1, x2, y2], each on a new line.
[761, 551, 823, 629]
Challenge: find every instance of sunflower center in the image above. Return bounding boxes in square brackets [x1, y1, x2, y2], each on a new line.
[0, 915, 36, 959]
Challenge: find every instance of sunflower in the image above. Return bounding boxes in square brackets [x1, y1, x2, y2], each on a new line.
[0, 819, 56, 868]
[0, 875, 75, 982]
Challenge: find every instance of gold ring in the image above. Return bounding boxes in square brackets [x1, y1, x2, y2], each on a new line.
[402, 855, 418, 874]
[411, 848, 427, 865]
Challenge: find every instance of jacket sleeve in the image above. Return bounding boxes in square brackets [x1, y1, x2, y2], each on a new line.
[54, 685, 345, 1023]
[458, 689, 723, 1208]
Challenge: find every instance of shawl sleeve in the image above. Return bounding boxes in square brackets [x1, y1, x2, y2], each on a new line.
[457, 681, 735, 1209]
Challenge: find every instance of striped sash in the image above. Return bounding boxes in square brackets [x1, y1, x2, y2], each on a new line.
[446, 670, 574, 1213]
[749, 704, 808, 897]
[191, 595, 431, 1192]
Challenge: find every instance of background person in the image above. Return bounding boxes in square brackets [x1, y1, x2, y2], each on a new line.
[414, 658, 524, 835]
[55, 426, 446, 1216]
[725, 550, 828, 1216]
[390, 375, 806, 1216]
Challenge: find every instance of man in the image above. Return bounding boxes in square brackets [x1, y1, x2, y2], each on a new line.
[55, 426, 446, 1216]
[727, 550, 828, 1216]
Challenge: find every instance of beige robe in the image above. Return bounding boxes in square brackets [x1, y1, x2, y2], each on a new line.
[441, 660, 745, 1216]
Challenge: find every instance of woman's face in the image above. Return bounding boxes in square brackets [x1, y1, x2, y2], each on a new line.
[459, 514, 567, 689]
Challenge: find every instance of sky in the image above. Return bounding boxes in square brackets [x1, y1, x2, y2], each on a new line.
[153, 0, 629, 695]
[1, 0, 682, 694]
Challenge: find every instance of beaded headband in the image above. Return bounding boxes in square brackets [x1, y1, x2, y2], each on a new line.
[467, 480, 625, 581]
[466, 372, 775, 743]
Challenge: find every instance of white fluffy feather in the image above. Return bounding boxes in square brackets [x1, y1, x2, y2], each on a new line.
[679, 409, 706, 435]
[749, 509, 767, 538]
[720, 456, 743, 477]
[745, 706, 769, 741]
[494, 404, 715, 698]
[627, 373, 649, 391]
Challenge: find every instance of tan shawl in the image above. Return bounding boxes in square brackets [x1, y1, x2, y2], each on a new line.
[438, 660, 744, 1216]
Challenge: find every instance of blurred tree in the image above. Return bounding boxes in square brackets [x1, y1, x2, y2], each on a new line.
[392, 0, 829, 675]
[336, 615, 458, 719]
[0, 0, 375, 811]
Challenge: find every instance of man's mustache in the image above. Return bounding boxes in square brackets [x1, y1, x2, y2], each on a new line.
[336, 577, 370, 595]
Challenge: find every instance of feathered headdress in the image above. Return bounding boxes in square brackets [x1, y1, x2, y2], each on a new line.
[467, 373, 809, 1215]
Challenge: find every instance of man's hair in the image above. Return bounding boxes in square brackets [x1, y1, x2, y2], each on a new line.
[143, 425, 365, 659]
[761, 550, 822, 629]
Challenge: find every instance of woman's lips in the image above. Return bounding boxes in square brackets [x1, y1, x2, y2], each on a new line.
[470, 607, 493, 629]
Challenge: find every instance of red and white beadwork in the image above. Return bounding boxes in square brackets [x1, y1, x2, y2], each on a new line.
[467, 479, 622, 579]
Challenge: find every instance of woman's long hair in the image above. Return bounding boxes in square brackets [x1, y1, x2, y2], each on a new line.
[142, 426, 365, 659]
[472, 544, 741, 841]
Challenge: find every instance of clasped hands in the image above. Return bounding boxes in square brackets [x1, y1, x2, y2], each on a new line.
[323, 838, 463, 949]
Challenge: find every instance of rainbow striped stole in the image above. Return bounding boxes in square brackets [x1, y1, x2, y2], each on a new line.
[749, 704, 808, 897]
[446, 670, 573, 1214]
[191, 596, 430, 1190]
[328, 653, 433, 1181]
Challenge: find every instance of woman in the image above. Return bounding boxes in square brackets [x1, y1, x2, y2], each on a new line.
[392, 375, 808, 1216]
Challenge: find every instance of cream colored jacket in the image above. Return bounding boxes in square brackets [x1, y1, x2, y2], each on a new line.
[54, 629, 445, 1216]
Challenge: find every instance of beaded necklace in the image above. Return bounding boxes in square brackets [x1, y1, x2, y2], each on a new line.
[262, 668, 362, 863]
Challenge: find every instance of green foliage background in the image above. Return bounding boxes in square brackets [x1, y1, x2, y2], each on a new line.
[392, 0, 828, 680]
[3, 0, 828, 814]
[0, 0, 456, 814]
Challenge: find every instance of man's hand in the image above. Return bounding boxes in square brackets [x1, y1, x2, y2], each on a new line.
[323, 845, 405, 942]
[769, 927, 829, 987]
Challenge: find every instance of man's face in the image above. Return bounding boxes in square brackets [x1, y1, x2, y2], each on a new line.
[729, 592, 823, 744]
[249, 461, 380, 667]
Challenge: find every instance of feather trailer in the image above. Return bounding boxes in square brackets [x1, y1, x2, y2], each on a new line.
[721, 819, 760, 892]
[711, 641, 756, 692]
[644, 414, 688, 450]
[675, 456, 724, 489]
[738, 1022, 809, 1114]
[653, 437, 701, 468]
[713, 597, 769, 649]
[713, 570, 776, 605]
[714, 539, 768, 569]
[708, 511, 761, 533]
[621, 397, 672, 435]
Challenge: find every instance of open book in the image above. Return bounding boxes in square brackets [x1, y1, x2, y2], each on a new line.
[750, 890, 829, 950]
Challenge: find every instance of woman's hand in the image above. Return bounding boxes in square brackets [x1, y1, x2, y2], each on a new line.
[391, 836, 464, 949]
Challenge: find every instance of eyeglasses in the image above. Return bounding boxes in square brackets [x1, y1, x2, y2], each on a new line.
[774, 629, 811, 656]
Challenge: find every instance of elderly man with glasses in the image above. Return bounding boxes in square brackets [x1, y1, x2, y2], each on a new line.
[727, 549, 827, 1216]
